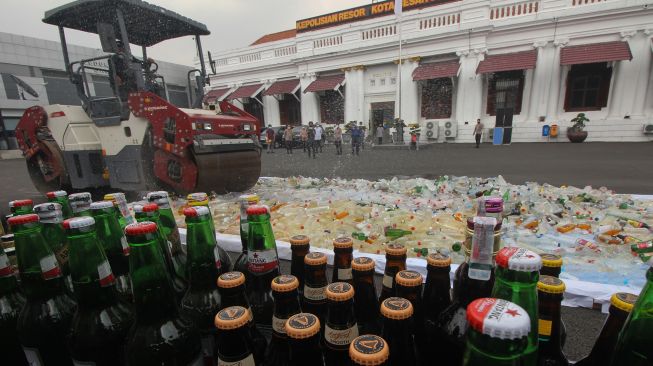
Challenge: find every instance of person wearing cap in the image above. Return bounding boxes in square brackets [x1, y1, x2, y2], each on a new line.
[306, 122, 317, 159]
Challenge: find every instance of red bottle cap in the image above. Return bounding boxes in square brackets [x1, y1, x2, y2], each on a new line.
[466, 298, 530, 340]
[9, 199, 33, 208]
[246, 205, 269, 216]
[63, 217, 95, 230]
[125, 221, 158, 236]
[496, 247, 542, 272]
[7, 214, 39, 226]
[142, 203, 159, 213]
[183, 206, 210, 217]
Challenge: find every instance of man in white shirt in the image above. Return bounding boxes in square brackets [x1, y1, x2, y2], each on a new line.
[314, 124, 323, 153]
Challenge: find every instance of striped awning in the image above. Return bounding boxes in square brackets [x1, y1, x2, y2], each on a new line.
[203, 88, 230, 104]
[304, 75, 345, 93]
[225, 84, 265, 100]
[476, 50, 537, 74]
[412, 60, 460, 81]
[262, 79, 300, 96]
[560, 41, 632, 65]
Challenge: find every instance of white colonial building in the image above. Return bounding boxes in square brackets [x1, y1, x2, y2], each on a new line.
[206, 0, 653, 143]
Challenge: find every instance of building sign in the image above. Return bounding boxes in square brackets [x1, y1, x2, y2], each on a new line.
[296, 0, 458, 33]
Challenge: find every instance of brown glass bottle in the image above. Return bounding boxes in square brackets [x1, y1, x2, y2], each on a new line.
[349, 334, 389, 366]
[574, 292, 638, 366]
[214, 306, 257, 365]
[324, 282, 358, 366]
[332, 237, 354, 285]
[380, 297, 418, 366]
[536, 275, 569, 366]
[378, 244, 407, 303]
[286, 313, 325, 366]
[423, 253, 452, 331]
[540, 253, 567, 347]
[266, 275, 302, 366]
[289, 235, 310, 297]
[352, 257, 380, 335]
[302, 252, 329, 327]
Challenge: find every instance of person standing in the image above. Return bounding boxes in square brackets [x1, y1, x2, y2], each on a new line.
[300, 126, 308, 152]
[473, 119, 484, 148]
[314, 124, 323, 153]
[410, 132, 418, 151]
[390, 125, 397, 144]
[266, 125, 275, 154]
[359, 122, 366, 150]
[376, 124, 384, 145]
[284, 126, 294, 154]
[396, 119, 405, 143]
[307, 122, 317, 159]
[351, 125, 361, 156]
[334, 124, 343, 155]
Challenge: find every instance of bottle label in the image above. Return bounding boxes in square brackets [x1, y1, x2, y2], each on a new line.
[23, 347, 43, 366]
[217, 354, 255, 366]
[538, 318, 552, 338]
[54, 244, 70, 267]
[73, 360, 97, 366]
[97, 260, 115, 287]
[213, 245, 222, 270]
[247, 250, 279, 274]
[325, 324, 359, 346]
[303, 285, 327, 301]
[337, 267, 353, 280]
[468, 217, 496, 281]
[120, 236, 130, 256]
[200, 335, 215, 365]
[39, 254, 62, 280]
[382, 274, 393, 288]
[272, 315, 287, 334]
[0, 253, 13, 277]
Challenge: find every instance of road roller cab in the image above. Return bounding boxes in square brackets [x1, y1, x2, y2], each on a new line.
[15, 0, 262, 195]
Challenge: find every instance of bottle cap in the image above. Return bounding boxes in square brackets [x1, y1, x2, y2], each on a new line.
[183, 206, 210, 217]
[290, 235, 310, 245]
[63, 216, 95, 230]
[485, 197, 504, 213]
[69, 192, 91, 202]
[385, 243, 407, 256]
[132, 203, 145, 213]
[1, 234, 14, 243]
[146, 191, 169, 200]
[380, 297, 413, 320]
[7, 214, 39, 226]
[125, 221, 158, 236]
[239, 194, 259, 203]
[90, 201, 114, 210]
[246, 205, 269, 216]
[33, 202, 62, 214]
[9, 199, 33, 208]
[467, 298, 530, 340]
[285, 313, 321, 339]
[304, 252, 327, 266]
[46, 190, 68, 198]
[540, 253, 563, 268]
[352, 257, 375, 271]
[610, 292, 638, 313]
[349, 335, 390, 366]
[271, 274, 299, 292]
[427, 252, 451, 267]
[187, 192, 209, 206]
[142, 203, 159, 213]
[496, 247, 542, 272]
[537, 275, 566, 294]
[103, 192, 125, 201]
[333, 237, 353, 248]
[326, 282, 355, 301]
[217, 271, 246, 288]
[214, 306, 249, 330]
[395, 270, 423, 287]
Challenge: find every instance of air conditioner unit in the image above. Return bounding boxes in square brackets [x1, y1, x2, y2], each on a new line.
[643, 124, 653, 134]
[443, 121, 458, 138]
[425, 121, 439, 139]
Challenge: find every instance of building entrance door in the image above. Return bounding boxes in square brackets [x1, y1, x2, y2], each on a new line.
[370, 101, 395, 144]
[494, 79, 519, 144]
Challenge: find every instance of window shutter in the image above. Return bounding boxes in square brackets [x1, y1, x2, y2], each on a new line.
[563, 67, 573, 112]
[514, 71, 525, 115]
[598, 66, 612, 108]
[486, 75, 496, 116]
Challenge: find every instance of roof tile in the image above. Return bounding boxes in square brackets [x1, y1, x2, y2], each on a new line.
[251, 29, 297, 46]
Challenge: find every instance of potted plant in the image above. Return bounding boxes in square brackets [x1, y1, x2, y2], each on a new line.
[567, 113, 589, 143]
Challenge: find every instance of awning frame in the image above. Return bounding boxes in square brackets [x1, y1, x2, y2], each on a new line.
[227, 84, 266, 105]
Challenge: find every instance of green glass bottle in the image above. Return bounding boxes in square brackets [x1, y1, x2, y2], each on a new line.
[90, 201, 133, 302]
[463, 298, 531, 366]
[180, 206, 224, 365]
[69, 192, 92, 217]
[134, 202, 187, 300]
[187, 192, 232, 271]
[610, 265, 653, 365]
[9, 214, 77, 366]
[491, 247, 542, 366]
[33, 202, 73, 294]
[0, 244, 28, 366]
[104, 192, 135, 230]
[124, 221, 202, 366]
[63, 216, 134, 366]
[147, 191, 186, 272]
[9, 199, 34, 215]
[236, 194, 260, 275]
[383, 227, 412, 240]
[47, 190, 73, 219]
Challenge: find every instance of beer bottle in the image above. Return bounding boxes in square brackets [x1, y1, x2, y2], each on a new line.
[104, 192, 135, 229]
[423, 253, 452, 343]
[217, 271, 268, 364]
[540, 253, 567, 346]
[0, 244, 28, 366]
[536, 275, 569, 366]
[351, 257, 381, 335]
[236, 194, 260, 274]
[124, 221, 202, 366]
[147, 191, 186, 262]
[9, 199, 33, 215]
[215, 306, 257, 366]
[324, 282, 358, 366]
[378, 243, 407, 303]
[286, 312, 325, 366]
[246, 205, 280, 330]
[69, 192, 92, 217]
[135, 202, 187, 300]
[332, 237, 354, 285]
[463, 298, 531, 366]
[395, 270, 424, 330]
[187, 192, 233, 271]
[302, 252, 329, 326]
[266, 274, 302, 366]
[33, 202, 73, 293]
[610, 265, 653, 366]
[380, 297, 418, 366]
[46, 190, 73, 219]
[90, 201, 132, 302]
[437, 216, 499, 364]
[63, 216, 134, 366]
[349, 334, 389, 366]
[492, 247, 542, 365]
[10, 214, 76, 366]
[181, 206, 225, 365]
[289, 234, 310, 296]
[575, 292, 637, 366]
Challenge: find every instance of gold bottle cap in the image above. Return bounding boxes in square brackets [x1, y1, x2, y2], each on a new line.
[610, 292, 638, 313]
[349, 335, 390, 366]
[333, 237, 353, 248]
[271, 275, 299, 293]
[352, 257, 375, 271]
[217, 271, 246, 289]
[395, 270, 423, 287]
[380, 297, 413, 320]
[285, 313, 321, 339]
[540, 253, 563, 268]
[215, 306, 249, 330]
[427, 252, 452, 267]
[326, 282, 355, 302]
[385, 243, 407, 256]
[239, 194, 259, 203]
[304, 252, 327, 266]
[537, 275, 566, 294]
[187, 192, 209, 206]
[290, 235, 310, 245]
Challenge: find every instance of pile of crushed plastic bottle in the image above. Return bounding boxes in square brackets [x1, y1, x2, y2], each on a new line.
[171, 175, 653, 288]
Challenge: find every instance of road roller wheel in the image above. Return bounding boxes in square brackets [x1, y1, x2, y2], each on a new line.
[26, 140, 70, 195]
[193, 149, 262, 194]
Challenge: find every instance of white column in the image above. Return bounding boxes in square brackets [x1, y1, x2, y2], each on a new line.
[400, 59, 420, 125]
[607, 31, 637, 118]
[344, 67, 366, 123]
[299, 73, 320, 124]
[262, 95, 280, 127]
[626, 31, 652, 117]
[528, 41, 549, 121]
[546, 39, 568, 122]
[644, 30, 653, 117]
[354, 66, 365, 123]
[454, 49, 485, 125]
